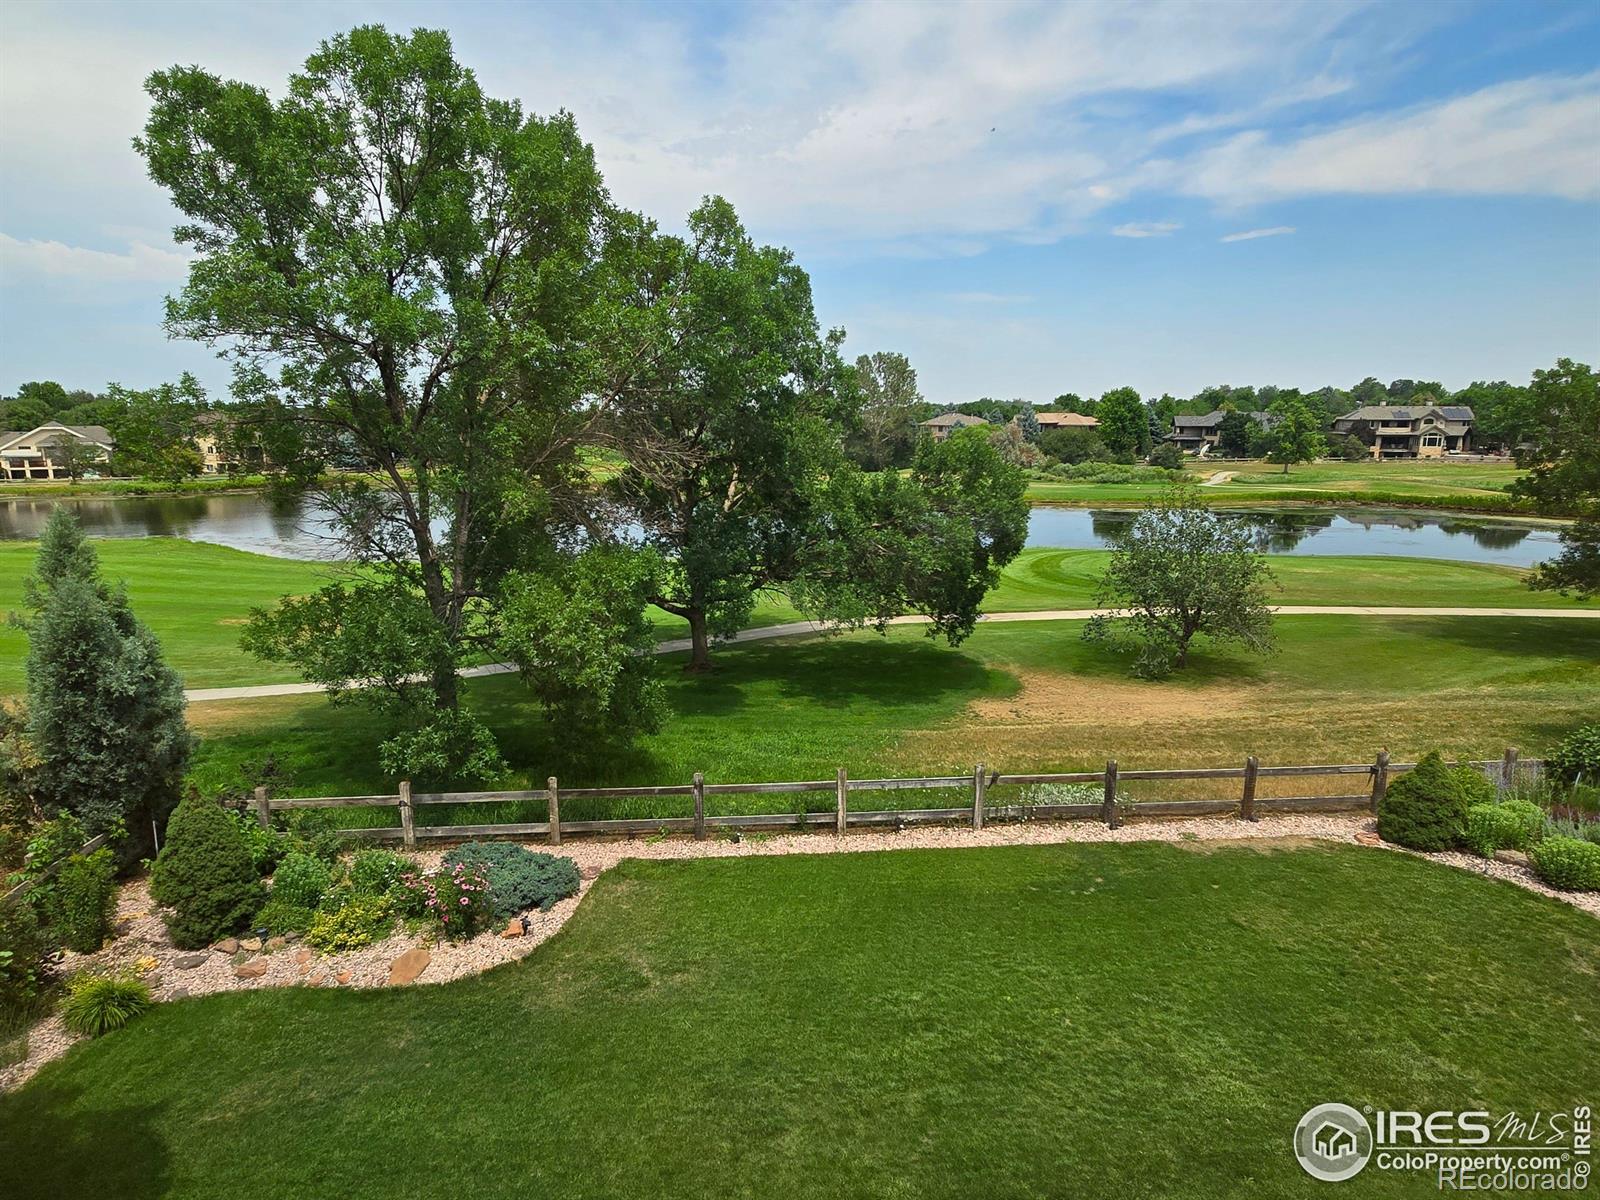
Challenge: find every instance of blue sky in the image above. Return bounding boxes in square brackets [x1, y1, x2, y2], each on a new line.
[1, 0, 1597, 406]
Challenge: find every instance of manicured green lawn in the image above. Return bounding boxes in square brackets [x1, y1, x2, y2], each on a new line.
[987, 548, 1578, 611]
[3, 842, 1595, 1200]
[183, 615, 1600, 823]
[0, 539, 1581, 693]
[1026, 457, 1525, 507]
[0, 540, 342, 692]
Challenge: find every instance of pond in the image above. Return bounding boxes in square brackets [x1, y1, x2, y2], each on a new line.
[0, 490, 1567, 568]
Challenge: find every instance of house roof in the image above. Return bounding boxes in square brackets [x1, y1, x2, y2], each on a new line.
[1172, 409, 1275, 429]
[921, 412, 988, 428]
[1338, 404, 1474, 422]
[0, 423, 115, 452]
[1034, 411, 1098, 427]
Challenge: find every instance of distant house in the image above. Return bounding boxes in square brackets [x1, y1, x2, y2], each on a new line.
[193, 410, 268, 474]
[919, 412, 988, 442]
[1033, 411, 1099, 430]
[1168, 410, 1276, 453]
[1332, 402, 1474, 459]
[0, 423, 114, 481]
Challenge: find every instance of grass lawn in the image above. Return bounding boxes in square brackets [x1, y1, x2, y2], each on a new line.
[0, 539, 1582, 693]
[986, 548, 1579, 612]
[182, 615, 1600, 822]
[1025, 457, 1525, 507]
[0, 540, 342, 692]
[3, 842, 1595, 1200]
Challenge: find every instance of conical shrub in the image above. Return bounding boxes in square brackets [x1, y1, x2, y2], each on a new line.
[149, 793, 263, 949]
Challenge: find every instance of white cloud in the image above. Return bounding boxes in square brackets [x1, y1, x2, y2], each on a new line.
[1112, 221, 1181, 238]
[0, 232, 192, 282]
[1220, 226, 1296, 242]
[1169, 72, 1600, 203]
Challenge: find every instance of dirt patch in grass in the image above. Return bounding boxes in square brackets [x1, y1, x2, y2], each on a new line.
[966, 668, 1255, 724]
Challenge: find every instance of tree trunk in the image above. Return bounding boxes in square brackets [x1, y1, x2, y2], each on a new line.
[685, 608, 713, 673]
[1281, 461, 1289, 474]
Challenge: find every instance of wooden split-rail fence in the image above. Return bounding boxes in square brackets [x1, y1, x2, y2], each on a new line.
[235, 747, 1538, 851]
[1, 832, 109, 908]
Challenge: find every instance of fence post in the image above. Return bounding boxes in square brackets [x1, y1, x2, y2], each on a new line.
[835, 768, 848, 836]
[1501, 746, 1519, 793]
[1241, 756, 1259, 822]
[252, 785, 271, 831]
[398, 780, 415, 850]
[1102, 760, 1120, 829]
[693, 771, 706, 841]
[972, 762, 986, 831]
[1369, 750, 1390, 815]
[547, 776, 561, 847]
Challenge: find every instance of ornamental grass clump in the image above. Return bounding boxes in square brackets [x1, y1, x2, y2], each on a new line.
[401, 861, 494, 941]
[60, 972, 151, 1037]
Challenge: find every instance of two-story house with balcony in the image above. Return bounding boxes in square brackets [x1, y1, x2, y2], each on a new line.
[0, 423, 115, 480]
[1331, 402, 1474, 459]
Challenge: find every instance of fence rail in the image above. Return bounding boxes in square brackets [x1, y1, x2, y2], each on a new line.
[228, 748, 1539, 850]
[1, 833, 109, 908]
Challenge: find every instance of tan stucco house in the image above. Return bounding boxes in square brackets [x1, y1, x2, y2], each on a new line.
[1033, 411, 1099, 430]
[0, 423, 114, 480]
[1332, 402, 1474, 459]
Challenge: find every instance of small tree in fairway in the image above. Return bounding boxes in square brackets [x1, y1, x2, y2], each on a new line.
[1262, 397, 1325, 474]
[1084, 487, 1276, 677]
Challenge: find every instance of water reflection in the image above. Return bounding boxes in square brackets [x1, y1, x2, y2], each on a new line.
[1028, 505, 1553, 567]
[0, 491, 1562, 569]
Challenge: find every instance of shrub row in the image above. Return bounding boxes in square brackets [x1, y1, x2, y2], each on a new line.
[1377, 747, 1600, 892]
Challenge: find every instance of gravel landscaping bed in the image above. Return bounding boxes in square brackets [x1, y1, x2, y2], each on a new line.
[4, 810, 1592, 1092]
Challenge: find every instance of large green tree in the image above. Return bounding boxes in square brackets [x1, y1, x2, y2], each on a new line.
[107, 375, 203, 481]
[596, 197, 851, 671]
[1513, 358, 1599, 598]
[599, 199, 1028, 670]
[20, 510, 192, 850]
[848, 351, 923, 469]
[1095, 387, 1149, 459]
[1262, 395, 1325, 473]
[796, 427, 1029, 644]
[138, 26, 659, 777]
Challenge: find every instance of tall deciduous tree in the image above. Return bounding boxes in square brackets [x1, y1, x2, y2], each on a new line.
[21, 510, 192, 849]
[138, 26, 659, 777]
[597, 197, 851, 671]
[1084, 487, 1276, 677]
[107, 375, 203, 481]
[1216, 411, 1256, 457]
[600, 199, 1028, 670]
[1262, 396, 1325, 473]
[796, 427, 1029, 644]
[1095, 387, 1149, 459]
[849, 351, 923, 469]
[1513, 358, 1599, 598]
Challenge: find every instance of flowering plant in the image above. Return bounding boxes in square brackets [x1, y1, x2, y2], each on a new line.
[400, 861, 493, 940]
